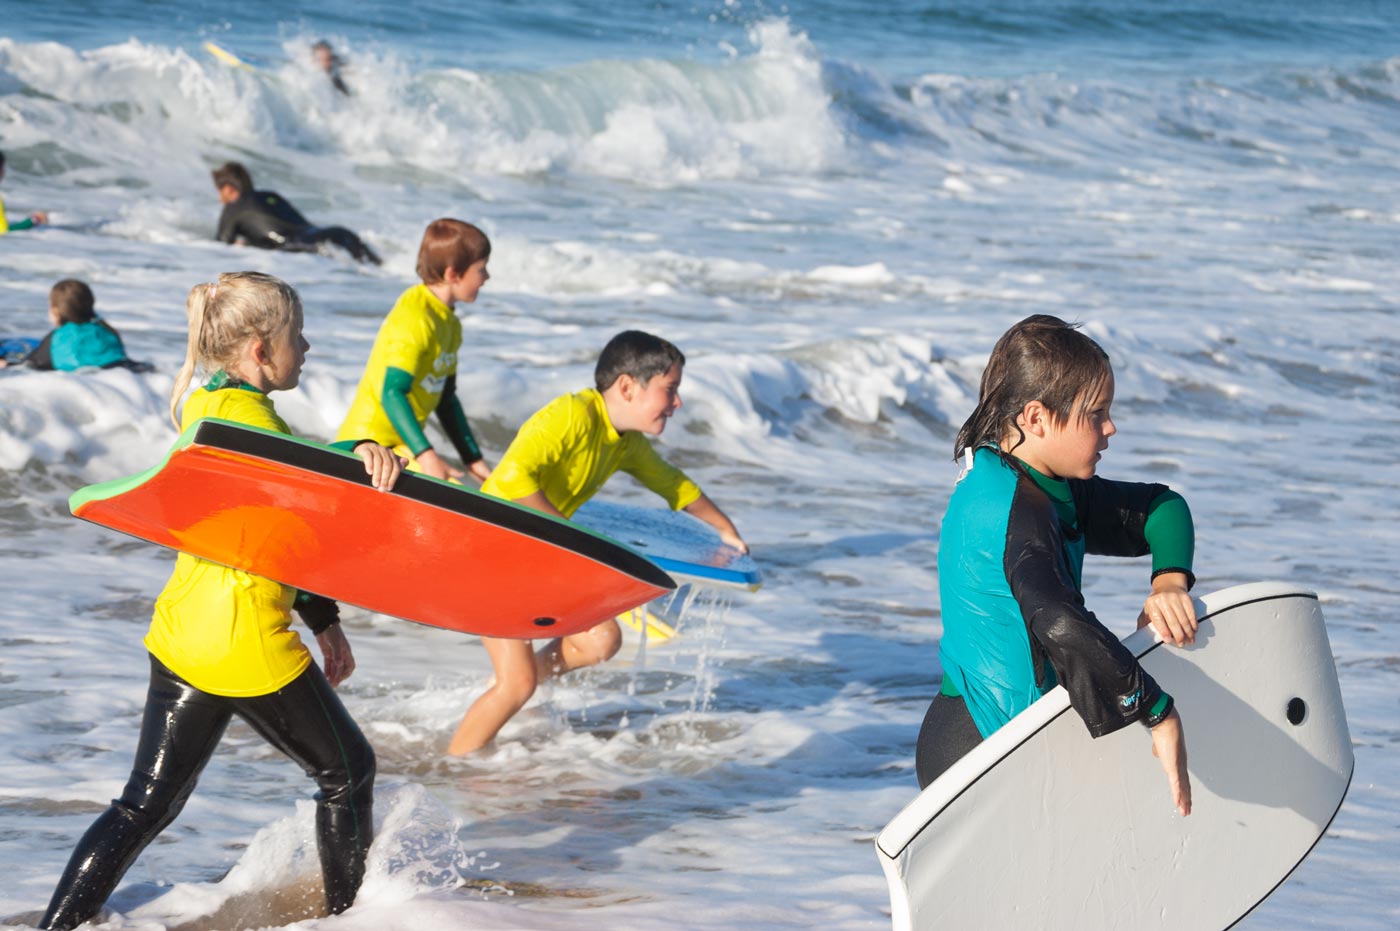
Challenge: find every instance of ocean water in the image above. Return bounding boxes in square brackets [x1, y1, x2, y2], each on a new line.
[1, 0, 1398, 927]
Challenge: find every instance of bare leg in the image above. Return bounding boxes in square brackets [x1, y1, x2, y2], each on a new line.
[447, 636, 539, 755]
[534, 618, 622, 679]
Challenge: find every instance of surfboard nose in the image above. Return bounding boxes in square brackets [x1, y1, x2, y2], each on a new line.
[876, 582, 1352, 931]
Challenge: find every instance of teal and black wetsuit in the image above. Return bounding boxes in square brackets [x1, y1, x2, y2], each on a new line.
[916, 446, 1193, 787]
[27, 319, 125, 371]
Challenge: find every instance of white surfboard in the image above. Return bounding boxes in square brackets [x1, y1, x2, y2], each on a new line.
[876, 582, 1352, 931]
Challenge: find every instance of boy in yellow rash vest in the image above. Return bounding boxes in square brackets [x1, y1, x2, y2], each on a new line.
[447, 329, 747, 755]
[0, 150, 48, 234]
[38, 272, 402, 930]
[335, 218, 492, 482]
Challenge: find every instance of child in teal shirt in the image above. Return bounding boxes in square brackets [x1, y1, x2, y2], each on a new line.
[6, 280, 149, 372]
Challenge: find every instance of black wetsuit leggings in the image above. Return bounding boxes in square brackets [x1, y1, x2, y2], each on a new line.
[914, 692, 984, 789]
[40, 654, 375, 931]
[296, 227, 381, 265]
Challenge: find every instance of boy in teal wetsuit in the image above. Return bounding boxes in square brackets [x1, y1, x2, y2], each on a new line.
[932, 448, 1193, 740]
[0, 150, 48, 234]
[917, 315, 1197, 818]
[2, 279, 149, 372]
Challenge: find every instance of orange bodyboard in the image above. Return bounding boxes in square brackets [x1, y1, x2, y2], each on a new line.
[69, 419, 675, 638]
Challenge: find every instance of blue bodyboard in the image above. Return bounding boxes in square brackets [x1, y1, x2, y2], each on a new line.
[573, 500, 761, 590]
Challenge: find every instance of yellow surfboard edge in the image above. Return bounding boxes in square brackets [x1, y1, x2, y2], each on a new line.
[203, 41, 255, 70]
[616, 606, 676, 644]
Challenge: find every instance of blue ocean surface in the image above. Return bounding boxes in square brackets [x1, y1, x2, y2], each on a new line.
[1, 0, 1398, 927]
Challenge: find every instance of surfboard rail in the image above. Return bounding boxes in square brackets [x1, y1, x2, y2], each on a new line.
[202, 41, 256, 70]
[70, 418, 677, 639]
[573, 499, 762, 590]
[876, 582, 1353, 931]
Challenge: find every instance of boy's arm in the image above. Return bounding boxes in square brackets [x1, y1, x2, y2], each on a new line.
[1142, 491, 1194, 586]
[215, 203, 240, 243]
[294, 593, 356, 687]
[1071, 476, 1163, 557]
[618, 441, 744, 547]
[1136, 490, 1197, 645]
[511, 490, 566, 519]
[434, 375, 489, 481]
[1076, 478, 1198, 645]
[1009, 487, 1166, 739]
[683, 493, 747, 553]
[619, 437, 702, 510]
[380, 366, 433, 455]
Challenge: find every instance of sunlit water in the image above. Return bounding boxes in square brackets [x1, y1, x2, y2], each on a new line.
[1, 0, 1398, 927]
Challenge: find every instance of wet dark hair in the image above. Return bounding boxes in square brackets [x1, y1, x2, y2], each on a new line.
[0, 150, 6, 170]
[954, 314, 1112, 460]
[50, 279, 96, 324]
[415, 218, 491, 284]
[595, 330, 685, 392]
[210, 161, 253, 195]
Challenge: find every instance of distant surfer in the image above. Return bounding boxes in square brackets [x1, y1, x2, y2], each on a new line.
[916, 314, 1196, 817]
[335, 217, 493, 482]
[211, 161, 381, 264]
[35, 272, 403, 929]
[312, 39, 351, 96]
[0, 149, 48, 234]
[0, 278, 151, 372]
[447, 329, 748, 755]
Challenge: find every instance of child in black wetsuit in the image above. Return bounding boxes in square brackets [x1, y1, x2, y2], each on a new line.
[211, 161, 380, 265]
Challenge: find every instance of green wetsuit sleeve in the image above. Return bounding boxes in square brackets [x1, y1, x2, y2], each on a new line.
[9, 217, 35, 231]
[1145, 490, 1194, 586]
[435, 375, 483, 463]
[382, 365, 432, 457]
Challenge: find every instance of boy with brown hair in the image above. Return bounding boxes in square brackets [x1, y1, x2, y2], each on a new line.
[334, 217, 492, 481]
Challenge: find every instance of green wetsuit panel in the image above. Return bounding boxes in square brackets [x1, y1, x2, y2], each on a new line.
[1144, 490, 1194, 578]
[382, 365, 432, 456]
[436, 377, 482, 463]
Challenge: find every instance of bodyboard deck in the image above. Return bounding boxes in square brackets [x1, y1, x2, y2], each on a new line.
[876, 582, 1352, 930]
[1, 337, 39, 364]
[70, 419, 675, 639]
[573, 499, 761, 590]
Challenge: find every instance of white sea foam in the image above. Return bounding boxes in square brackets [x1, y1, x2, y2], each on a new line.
[2, 5, 1400, 929]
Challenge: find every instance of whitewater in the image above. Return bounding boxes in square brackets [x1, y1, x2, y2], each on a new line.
[1, 0, 1398, 927]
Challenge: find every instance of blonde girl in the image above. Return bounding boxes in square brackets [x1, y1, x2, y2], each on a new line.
[40, 272, 401, 929]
